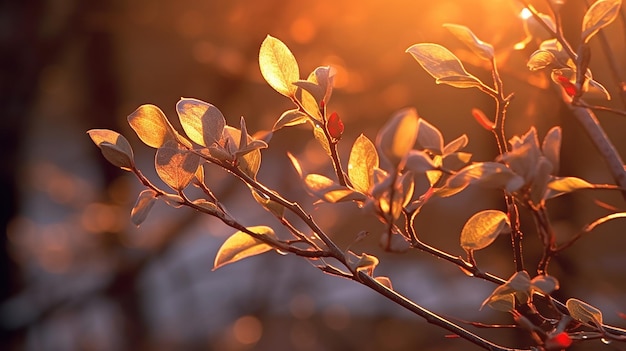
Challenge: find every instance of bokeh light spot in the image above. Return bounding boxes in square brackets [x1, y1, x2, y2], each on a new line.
[290, 17, 317, 44]
[232, 315, 262, 345]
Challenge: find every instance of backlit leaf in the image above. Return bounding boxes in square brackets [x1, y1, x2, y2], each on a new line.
[416, 118, 444, 155]
[131, 189, 157, 226]
[406, 43, 485, 89]
[346, 251, 379, 275]
[542, 126, 562, 174]
[155, 141, 201, 191]
[313, 123, 332, 157]
[566, 298, 603, 327]
[304, 174, 367, 203]
[527, 50, 556, 71]
[404, 150, 437, 173]
[127, 104, 177, 148]
[443, 24, 494, 61]
[348, 134, 379, 193]
[460, 210, 510, 251]
[223, 126, 262, 179]
[547, 176, 593, 192]
[581, 0, 622, 44]
[443, 134, 468, 155]
[440, 162, 524, 197]
[213, 226, 277, 270]
[587, 79, 612, 100]
[376, 108, 419, 167]
[87, 129, 135, 170]
[296, 86, 323, 122]
[273, 109, 308, 131]
[481, 271, 531, 311]
[530, 157, 552, 205]
[251, 189, 285, 219]
[374, 276, 393, 290]
[531, 275, 559, 295]
[442, 152, 472, 171]
[259, 35, 299, 97]
[177, 98, 225, 147]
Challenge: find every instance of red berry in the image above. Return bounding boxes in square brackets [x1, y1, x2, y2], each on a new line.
[327, 111, 344, 140]
[555, 75, 578, 97]
[544, 332, 572, 350]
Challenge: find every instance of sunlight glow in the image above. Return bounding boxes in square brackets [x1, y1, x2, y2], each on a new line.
[520, 8, 532, 20]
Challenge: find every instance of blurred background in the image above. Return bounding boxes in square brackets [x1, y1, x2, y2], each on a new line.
[1, 0, 625, 350]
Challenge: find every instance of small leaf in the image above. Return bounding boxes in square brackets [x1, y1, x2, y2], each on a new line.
[527, 50, 556, 71]
[176, 98, 226, 147]
[440, 162, 525, 197]
[416, 118, 444, 155]
[251, 189, 285, 219]
[222, 126, 263, 179]
[376, 108, 419, 167]
[374, 276, 393, 290]
[127, 104, 177, 148]
[442, 152, 472, 171]
[192, 198, 222, 216]
[443, 134, 469, 155]
[155, 141, 201, 191]
[529, 157, 553, 206]
[304, 174, 367, 203]
[443, 24, 495, 61]
[547, 176, 593, 192]
[404, 150, 437, 173]
[213, 226, 277, 270]
[348, 134, 379, 193]
[259, 35, 300, 97]
[566, 298, 604, 327]
[531, 275, 559, 295]
[295, 86, 323, 122]
[87, 129, 135, 170]
[587, 79, 612, 100]
[346, 252, 379, 275]
[435, 75, 485, 89]
[273, 109, 308, 131]
[313, 123, 332, 157]
[406, 43, 485, 89]
[483, 292, 515, 312]
[460, 210, 511, 252]
[481, 271, 531, 311]
[131, 189, 157, 226]
[581, 0, 622, 44]
[542, 126, 562, 174]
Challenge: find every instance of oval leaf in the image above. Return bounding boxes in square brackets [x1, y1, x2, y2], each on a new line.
[177, 98, 226, 147]
[155, 141, 201, 191]
[348, 134, 379, 193]
[406, 43, 484, 89]
[566, 298, 603, 327]
[542, 126, 562, 174]
[416, 118, 444, 155]
[87, 129, 134, 170]
[127, 104, 177, 148]
[130, 189, 157, 226]
[581, 0, 622, 44]
[273, 109, 308, 131]
[376, 108, 419, 167]
[443, 24, 495, 61]
[213, 226, 277, 270]
[259, 35, 300, 97]
[527, 50, 556, 71]
[304, 174, 367, 203]
[404, 150, 437, 173]
[460, 210, 511, 251]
